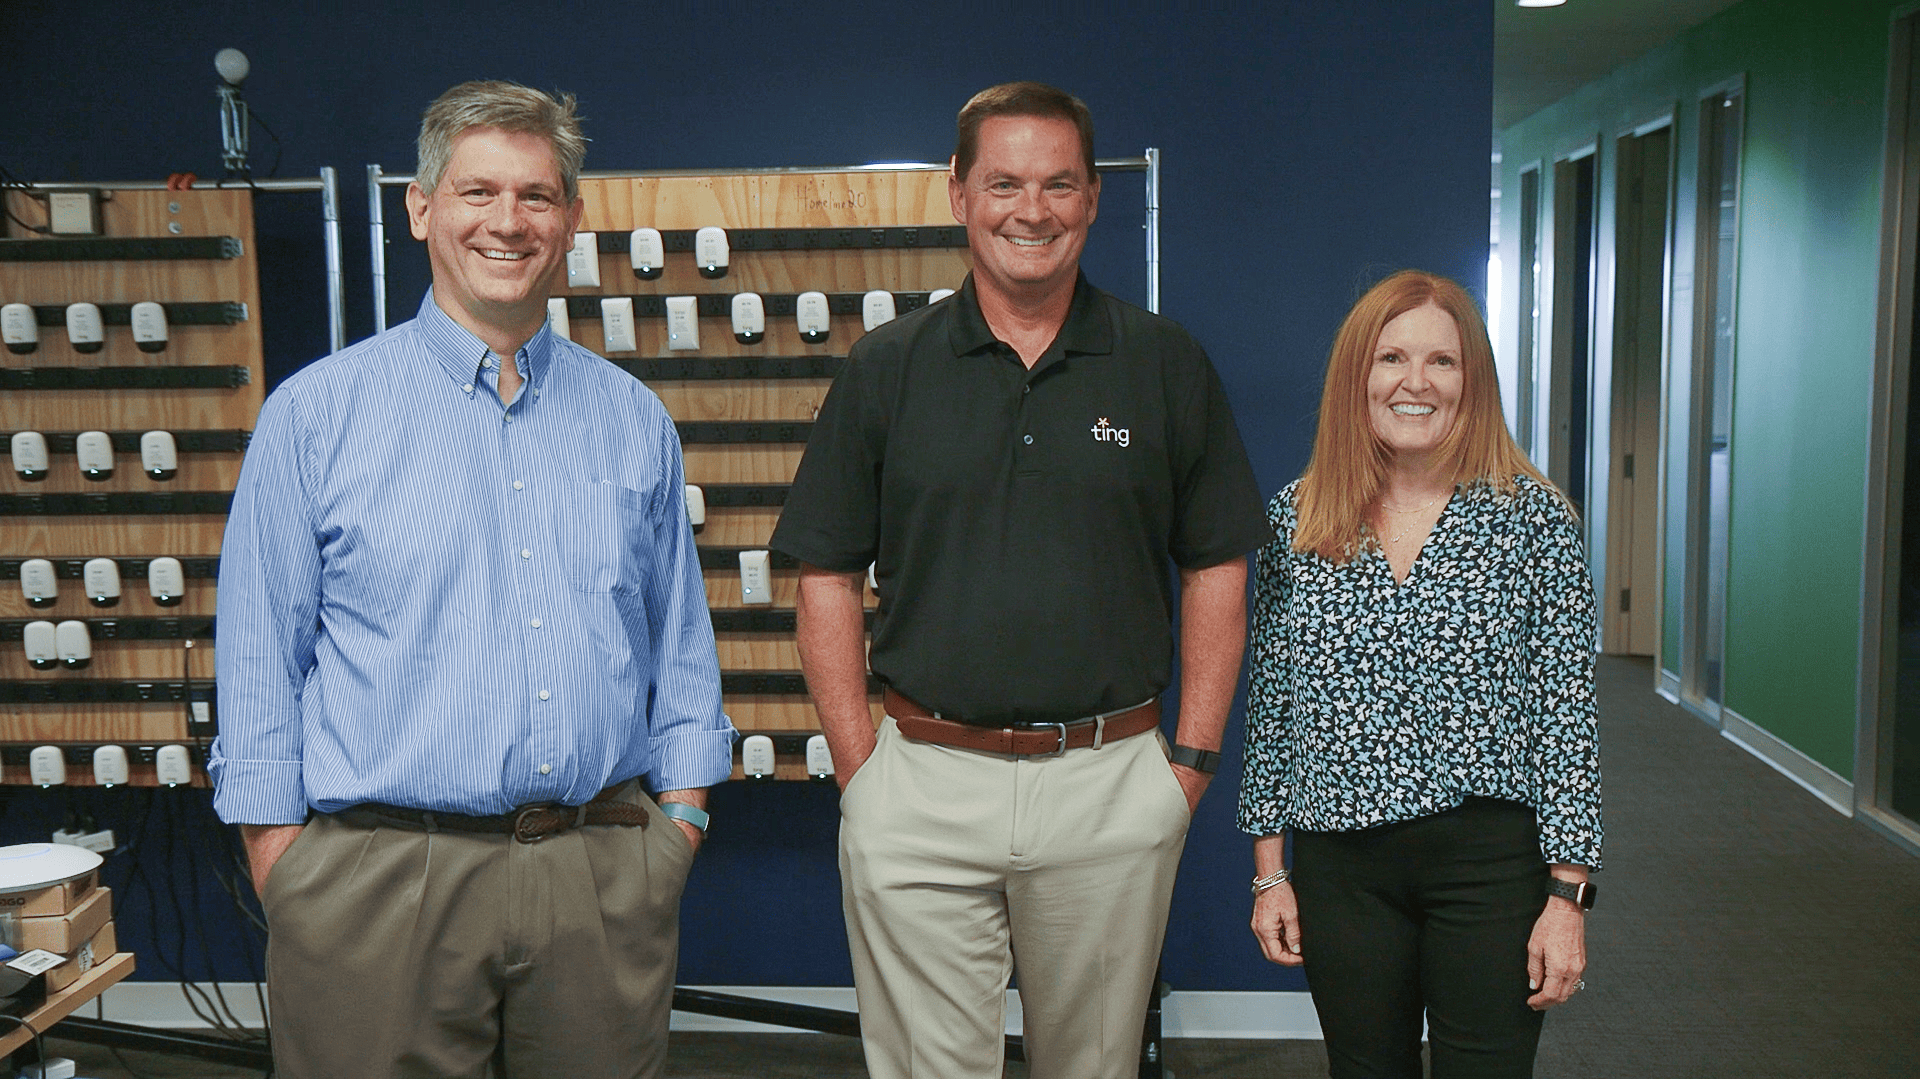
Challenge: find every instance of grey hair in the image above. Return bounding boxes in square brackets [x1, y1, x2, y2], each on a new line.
[415, 80, 587, 202]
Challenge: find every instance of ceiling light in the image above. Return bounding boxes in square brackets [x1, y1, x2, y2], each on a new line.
[1516, 0, 1567, 7]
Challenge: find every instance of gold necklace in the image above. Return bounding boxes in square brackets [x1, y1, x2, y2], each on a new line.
[1376, 495, 1443, 544]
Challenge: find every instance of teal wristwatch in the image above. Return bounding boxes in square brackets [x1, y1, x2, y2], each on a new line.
[659, 802, 710, 833]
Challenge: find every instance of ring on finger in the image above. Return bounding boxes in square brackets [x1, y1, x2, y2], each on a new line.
[1572, 978, 1586, 993]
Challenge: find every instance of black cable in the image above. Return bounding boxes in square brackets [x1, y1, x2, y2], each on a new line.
[0, 1011, 47, 1071]
[250, 108, 284, 180]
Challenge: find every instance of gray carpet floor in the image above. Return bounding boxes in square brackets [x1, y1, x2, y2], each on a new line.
[30, 656, 1920, 1077]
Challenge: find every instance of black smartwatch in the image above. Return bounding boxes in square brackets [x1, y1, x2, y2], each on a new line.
[1546, 878, 1596, 911]
[1169, 744, 1221, 774]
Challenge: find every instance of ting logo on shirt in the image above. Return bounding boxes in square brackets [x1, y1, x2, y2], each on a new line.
[1090, 417, 1131, 448]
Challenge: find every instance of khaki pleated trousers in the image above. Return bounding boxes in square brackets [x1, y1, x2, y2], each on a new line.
[260, 785, 695, 1079]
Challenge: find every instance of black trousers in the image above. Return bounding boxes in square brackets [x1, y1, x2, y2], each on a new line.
[1292, 797, 1550, 1079]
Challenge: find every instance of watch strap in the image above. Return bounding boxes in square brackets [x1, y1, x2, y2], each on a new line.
[1546, 877, 1595, 910]
[658, 801, 710, 833]
[1169, 744, 1221, 775]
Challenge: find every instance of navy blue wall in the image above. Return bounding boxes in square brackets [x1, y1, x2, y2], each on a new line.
[1, 1, 1491, 992]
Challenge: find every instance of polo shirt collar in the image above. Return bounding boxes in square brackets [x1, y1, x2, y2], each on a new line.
[947, 272, 1114, 361]
[414, 288, 554, 393]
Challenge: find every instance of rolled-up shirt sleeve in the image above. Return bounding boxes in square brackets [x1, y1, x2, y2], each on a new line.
[641, 414, 738, 791]
[210, 390, 321, 825]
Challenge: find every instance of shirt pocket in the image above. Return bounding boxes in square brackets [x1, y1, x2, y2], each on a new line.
[557, 481, 653, 593]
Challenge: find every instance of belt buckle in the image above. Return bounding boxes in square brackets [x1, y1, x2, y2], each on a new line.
[513, 805, 553, 843]
[1036, 722, 1069, 758]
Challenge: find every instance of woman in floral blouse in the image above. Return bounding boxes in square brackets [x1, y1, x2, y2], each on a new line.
[1238, 270, 1600, 1078]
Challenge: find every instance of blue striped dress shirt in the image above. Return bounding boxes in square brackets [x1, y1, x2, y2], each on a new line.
[211, 291, 736, 825]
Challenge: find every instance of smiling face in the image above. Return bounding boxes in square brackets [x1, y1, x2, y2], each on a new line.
[406, 125, 583, 352]
[949, 114, 1100, 305]
[1367, 301, 1464, 464]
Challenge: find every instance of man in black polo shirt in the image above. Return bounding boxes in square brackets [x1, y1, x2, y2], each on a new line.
[771, 81, 1270, 1079]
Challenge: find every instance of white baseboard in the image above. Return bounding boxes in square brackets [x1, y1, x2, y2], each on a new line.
[85, 983, 1323, 1039]
[1656, 668, 1681, 703]
[1721, 708, 1855, 816]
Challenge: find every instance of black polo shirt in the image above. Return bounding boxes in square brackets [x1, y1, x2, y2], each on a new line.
[771, 273, 1270, 725]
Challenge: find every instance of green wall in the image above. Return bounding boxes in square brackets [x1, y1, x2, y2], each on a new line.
[1500, 0, 1904, 778]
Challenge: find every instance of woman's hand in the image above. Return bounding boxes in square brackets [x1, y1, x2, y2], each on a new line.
[1525, 898, 1587, 1009]
[1250, 880, 1304, 966]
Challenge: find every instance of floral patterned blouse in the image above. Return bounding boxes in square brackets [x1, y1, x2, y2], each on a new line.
[1236, 475, 1603, 867]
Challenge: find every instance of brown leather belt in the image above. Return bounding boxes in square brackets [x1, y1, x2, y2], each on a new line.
[884, 688, 1160, 756]
[333, 783, 648, 843]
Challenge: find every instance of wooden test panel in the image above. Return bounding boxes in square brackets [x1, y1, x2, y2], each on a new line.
[1, 189, 263, 784]
[568, 170, 970, 779]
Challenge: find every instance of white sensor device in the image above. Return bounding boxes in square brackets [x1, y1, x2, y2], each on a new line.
[148, 556, 185, 606]
[11, 431, 50, 481]
[21, 558, 57, 608]
[797, 291, 830, 344]
[130, 301, 169, 352]
[92, 745, 130, 788]
[566, 232, 601, 288]
[29, 746, 66, 787]
[23, 621, 58, 670]
[140, 430, 178, 480]
[927, 288, 956, 305]
[601, 297, 637, 353]
[83, 558, 121, 608]
[56, 620, 91, 669]
[74, 430, 113, 481]
[630, 228, 664, 280]
[862, 290, 896, 332]
[685, 484, 706, 531]
[738, 550, 772, 605]
[547, 297, 571, 340]
[155, 745, 193, 787]
[695, 227, 730, 279]
[665, 295, 700, 351]
[742, 734, 776, 779]
[2, 303, 38, 354]
[806, 734, 834, 779]
[66, 303, 104, 353]
[730, 292, 765, 345]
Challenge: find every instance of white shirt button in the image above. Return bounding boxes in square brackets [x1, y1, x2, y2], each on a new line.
[513, 480, 524, 490]
[538, 690, 551, 701]
[539, 763, 552, 775]
[461, 383, 474, 394]
[1023, 434, 1034, 445]
[504, 414, 513, 423]
[520, 548, 532, 559]
[530, 618, 542, 628]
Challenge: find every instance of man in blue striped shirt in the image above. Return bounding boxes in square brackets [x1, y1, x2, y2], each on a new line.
[211, 81, 736, 1079]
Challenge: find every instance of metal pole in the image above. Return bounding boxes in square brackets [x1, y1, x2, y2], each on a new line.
[368, 164, 389, 334]
[1144, 147, 1161, 315]
[320, 166, 344, 352]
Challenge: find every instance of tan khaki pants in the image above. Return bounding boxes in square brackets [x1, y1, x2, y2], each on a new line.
[839, 716, 1191, 1079]
[260, 786, 695, 1079]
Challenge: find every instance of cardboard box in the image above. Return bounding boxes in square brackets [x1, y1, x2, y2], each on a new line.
[0, 870, 97, 918]
[18, 886, 110, 955]
[43, 919, 113, 993]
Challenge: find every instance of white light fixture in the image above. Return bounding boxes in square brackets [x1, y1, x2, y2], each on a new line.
[1516, 0, 1567, 7]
